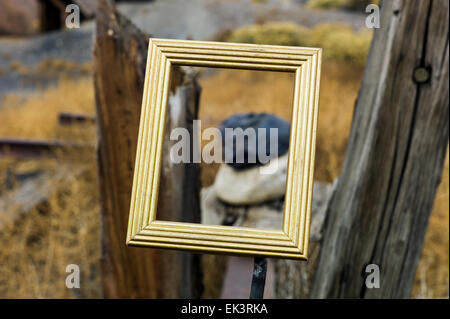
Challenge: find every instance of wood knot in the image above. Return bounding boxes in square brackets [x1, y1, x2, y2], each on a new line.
[413, 66, 431, 84]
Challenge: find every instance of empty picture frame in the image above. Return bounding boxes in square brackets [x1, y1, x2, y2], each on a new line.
[126, 38, 322, 259]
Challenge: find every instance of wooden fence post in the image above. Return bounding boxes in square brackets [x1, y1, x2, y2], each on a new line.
[311, 0, 449, 298]
[94, 0, 202, 298]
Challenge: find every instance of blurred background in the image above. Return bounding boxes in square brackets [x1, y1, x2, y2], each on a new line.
[0, 0, 448, 298]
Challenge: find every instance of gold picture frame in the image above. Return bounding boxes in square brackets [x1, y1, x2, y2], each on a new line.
[126, 38, 322, 260]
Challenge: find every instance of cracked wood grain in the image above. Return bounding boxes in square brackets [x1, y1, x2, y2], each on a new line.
[310, 0, 449, 299]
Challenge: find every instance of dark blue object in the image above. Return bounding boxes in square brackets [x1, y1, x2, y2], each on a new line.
[219, 113, 290, 170]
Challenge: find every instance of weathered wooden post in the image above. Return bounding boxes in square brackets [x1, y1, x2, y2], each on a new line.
[311, 0, 449, 298]
[94, 0, 202, 298]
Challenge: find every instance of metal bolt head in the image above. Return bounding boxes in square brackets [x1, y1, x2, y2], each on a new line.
[413, 67, 431, 84]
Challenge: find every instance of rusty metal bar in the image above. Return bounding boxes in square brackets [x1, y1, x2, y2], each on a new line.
[221, 257, 274, 299]
[58, 112, 96, 126]
[0, 138, 94, 159]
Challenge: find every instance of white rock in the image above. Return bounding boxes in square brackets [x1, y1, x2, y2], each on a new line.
[213, 154, 288, 205]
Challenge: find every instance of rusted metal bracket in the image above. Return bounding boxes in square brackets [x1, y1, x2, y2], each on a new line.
[58, 112, 96, 126]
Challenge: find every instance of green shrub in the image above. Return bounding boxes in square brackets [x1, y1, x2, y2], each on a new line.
[227, 22, 372, 66]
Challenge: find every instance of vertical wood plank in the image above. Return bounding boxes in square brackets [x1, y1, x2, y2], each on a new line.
[311, 0, 449, 298]
[94, 0, 202, 298]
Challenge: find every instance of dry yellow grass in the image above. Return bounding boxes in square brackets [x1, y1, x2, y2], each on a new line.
[412, 150, 449, 298]
[0, 156, 101, 298]
[0, 78, 100, 298]
[9, 59, 93, 77]
[0, 78, 95, 141]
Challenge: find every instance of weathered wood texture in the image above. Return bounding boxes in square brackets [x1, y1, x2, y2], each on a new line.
[311, 0, 449, 298]
[94, 0, 202, 298]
